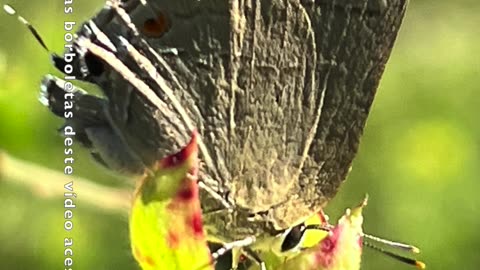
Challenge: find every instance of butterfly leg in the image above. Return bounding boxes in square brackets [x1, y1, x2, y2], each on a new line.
[210, 236, 266, 270]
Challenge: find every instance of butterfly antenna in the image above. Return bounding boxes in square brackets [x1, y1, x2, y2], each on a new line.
[363, 233, 420, 253]
[302, 221, 425, 269]
[304, 224, 331, 232]
[363, 241, 426, 269]
[3, 4, 51, 53]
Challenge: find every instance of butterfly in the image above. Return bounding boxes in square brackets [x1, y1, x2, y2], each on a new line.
[4, 0, 423, 269]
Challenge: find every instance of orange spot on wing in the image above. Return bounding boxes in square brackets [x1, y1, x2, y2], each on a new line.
[142, 11, 171, 38]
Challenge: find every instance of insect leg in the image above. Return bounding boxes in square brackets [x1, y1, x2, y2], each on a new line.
[209, 236, 266, 270]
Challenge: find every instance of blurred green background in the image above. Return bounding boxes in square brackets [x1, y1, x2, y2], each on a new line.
[0, 0, 478, 269]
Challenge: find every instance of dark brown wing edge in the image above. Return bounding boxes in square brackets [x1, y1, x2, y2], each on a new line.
[304, 0, 408, 208]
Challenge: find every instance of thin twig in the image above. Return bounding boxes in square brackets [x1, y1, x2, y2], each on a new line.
[0, 150, 131, 214]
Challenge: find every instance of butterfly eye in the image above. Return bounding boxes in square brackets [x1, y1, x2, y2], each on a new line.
[141, 10, 171, 38]
[280, 223, 306, 252]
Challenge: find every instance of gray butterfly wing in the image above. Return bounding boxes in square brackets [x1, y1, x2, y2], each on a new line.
[44, 0, 407, 240]
[119, 0, 407, 235]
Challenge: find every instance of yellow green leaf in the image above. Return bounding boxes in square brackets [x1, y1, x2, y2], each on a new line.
[129, 132, 213, 270]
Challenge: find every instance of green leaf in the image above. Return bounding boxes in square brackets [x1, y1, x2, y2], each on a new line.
[129, 132, 214, 270]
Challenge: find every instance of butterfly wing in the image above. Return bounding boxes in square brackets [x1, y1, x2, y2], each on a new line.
[42, 0, 407, 239]
[128, 0, 408, 233]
